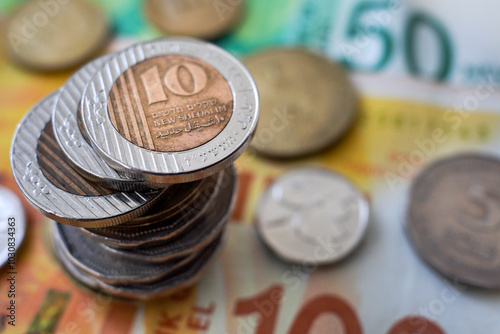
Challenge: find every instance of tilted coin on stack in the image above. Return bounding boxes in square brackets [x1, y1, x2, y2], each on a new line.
[11, 38, 259, 299]
[244, 48, 358, 158]
[406, 153, 500, 289]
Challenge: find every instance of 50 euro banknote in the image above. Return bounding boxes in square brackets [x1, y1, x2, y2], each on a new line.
[2, 73, 500, 334]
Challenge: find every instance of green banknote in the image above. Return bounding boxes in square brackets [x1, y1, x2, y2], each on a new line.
[0, 0, 496, 86]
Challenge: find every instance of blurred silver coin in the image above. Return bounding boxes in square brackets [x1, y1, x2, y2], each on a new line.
[101, 166, 237, 262]
[10, 92, 166, 228]
[52, 221, 197, 284]
[0, 186, 26, 268]
[80, 38, 258, 184]
[53, 55, 157, 191]
[79, 168, 228, 248]
[256, 168, 369, 265]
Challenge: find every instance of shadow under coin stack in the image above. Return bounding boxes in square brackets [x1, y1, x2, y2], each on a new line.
[10, 38, 259, 299]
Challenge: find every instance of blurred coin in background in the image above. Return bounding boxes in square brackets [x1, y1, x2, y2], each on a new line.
[256, 168, 369, 265]
[0, 185, 26, 268]
[145, 0, 245, 40]
[244, 48, 358, 158]
[407, 153, 500, 289]
[2, 0, 110, 71]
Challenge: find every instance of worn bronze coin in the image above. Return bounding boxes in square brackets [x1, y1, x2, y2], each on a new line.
[3, 0, 109, 71]
[407, 153, 500, 288]
[145, 0, 245, 40]
[244, 48, 357, 158]
[108, 55, 233, 152]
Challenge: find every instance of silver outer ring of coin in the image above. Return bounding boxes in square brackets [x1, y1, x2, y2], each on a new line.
[53, 55, 159, 192]
[10, 92, 166, 228]
[77, 167, 227, 248]
[0, 185, 26, 268]
[255, 168, 369, 265]
[80, 38, 259, 184]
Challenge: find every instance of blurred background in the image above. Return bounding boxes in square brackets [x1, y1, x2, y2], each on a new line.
[1, 0, 500, 333]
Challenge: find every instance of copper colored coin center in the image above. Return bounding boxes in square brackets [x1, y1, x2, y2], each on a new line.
[108, 55, 233, 152]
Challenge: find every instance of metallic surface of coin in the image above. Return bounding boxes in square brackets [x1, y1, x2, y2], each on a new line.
[121, 177, 206, 227]
[80, 167, 233, 248]
[11, 93, 165, 228]
[407, 153, 500, 288]
[145, 0, 245, 40]
[244, 48, 357, 158]
[52, 222, 197, 284]
[101, 167, 237, 261]
[52, 225, 226, 300]
[0, 186, 26, 268]
[80, 38, 258, 184]
[256, 168, 369, 265]
[53, 55, 157, 191]
[3, 0, 109, 71]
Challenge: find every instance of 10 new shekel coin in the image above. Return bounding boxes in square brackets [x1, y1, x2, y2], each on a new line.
[80, 38, 259, 184]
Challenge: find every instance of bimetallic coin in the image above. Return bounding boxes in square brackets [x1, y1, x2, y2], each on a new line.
[407, 153, 500, 289]
[10, 93, 166, 228]
[244, 48, 357, 158]
[53, 55, 158, 191]
[145, 0, 245, 40]
[256, 168, 369, 265]
[0, 186, 26, 268]
[3, 0, 109, 71]
[80, 38, 259, 184]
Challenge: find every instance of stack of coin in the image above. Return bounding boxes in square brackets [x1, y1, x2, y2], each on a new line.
[10, 38, 259, 299]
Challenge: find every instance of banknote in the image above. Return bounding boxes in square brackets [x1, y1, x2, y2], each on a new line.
[2, 0, 498, 86]
[1, 71, 500, 333]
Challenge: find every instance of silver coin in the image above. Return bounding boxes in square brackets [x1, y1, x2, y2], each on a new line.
[53, 55, 158, 191]
[0, 185, 26, 268]
[52, 221, 198, 284]
[79, 167, 230, 248]
[256, 168, 369, 265]
[10, 92, 167, 228]
[80, 38, 259, 184]
[50, 221, 226, 300]
[48, 222, 101, 292]
[100, 166, 237, 262]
